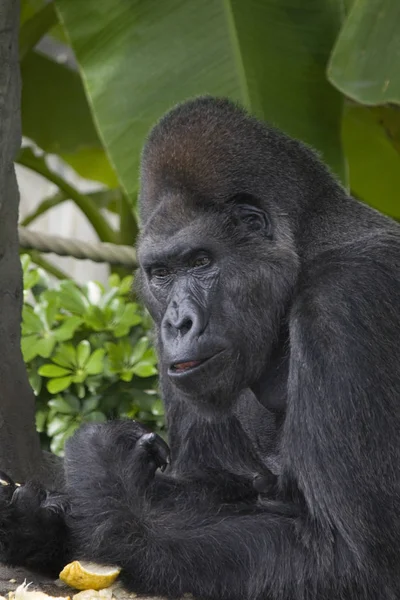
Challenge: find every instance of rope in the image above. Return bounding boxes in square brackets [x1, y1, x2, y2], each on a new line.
[18, 226, 137, 268]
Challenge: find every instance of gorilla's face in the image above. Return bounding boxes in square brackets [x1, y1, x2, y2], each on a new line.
[138, 194, 298, 417]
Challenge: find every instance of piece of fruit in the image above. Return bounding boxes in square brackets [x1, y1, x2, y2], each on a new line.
[59, 562, 121, 591]
[72, 590, 113, 599]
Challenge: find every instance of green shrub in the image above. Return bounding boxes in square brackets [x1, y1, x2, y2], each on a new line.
[21, 255, 164, 455]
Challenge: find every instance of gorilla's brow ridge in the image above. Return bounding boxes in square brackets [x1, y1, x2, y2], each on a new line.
[140, 242, 211, 269]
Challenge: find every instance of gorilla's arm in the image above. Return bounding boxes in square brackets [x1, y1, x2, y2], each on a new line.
[0, 414, 264, 575]
[74, 504, 340, 600]
[64, 426, 355, 600]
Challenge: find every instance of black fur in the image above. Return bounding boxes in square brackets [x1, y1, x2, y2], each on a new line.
[1, 97, 400, 599]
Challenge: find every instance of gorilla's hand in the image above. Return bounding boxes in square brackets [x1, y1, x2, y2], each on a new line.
[127, 431, 171, 495]
[0, 471, 69, 574]
[63, 421, 171, 561]
[65, 420, 170, 508]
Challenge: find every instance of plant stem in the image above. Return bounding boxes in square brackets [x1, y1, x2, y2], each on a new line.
[21, 191, 67, 227]
[17, 153, 118, 244]
[119, 192, 138, 245]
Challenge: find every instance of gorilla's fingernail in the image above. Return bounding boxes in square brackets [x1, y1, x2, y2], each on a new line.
[140, 432, 156, 445]
[0, 479, 9, 486]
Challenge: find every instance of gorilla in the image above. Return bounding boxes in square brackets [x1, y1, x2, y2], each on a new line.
[1, 96, 400, 600]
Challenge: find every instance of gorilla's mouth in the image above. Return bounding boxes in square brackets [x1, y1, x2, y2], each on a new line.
[170, 359, 205, 373]
[168, 351, 225, 378]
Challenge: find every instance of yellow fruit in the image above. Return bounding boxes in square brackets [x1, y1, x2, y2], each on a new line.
[59, 562, 121, 591]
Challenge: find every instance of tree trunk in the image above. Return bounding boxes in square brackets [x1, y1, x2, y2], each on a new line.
[0, 0, 43, 481]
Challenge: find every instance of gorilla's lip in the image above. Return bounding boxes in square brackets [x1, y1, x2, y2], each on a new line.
[171, 359, 204, 372]
[168, 351, 223, 377]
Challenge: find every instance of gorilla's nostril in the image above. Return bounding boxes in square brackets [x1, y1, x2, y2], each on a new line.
[179, 319, 193, 335]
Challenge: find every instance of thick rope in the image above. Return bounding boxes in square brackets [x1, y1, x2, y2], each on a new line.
[18, 226, 137, 268]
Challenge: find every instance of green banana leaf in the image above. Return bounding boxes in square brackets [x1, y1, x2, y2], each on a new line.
[328, 0, 400, 105]
[55, 0, 346, 201]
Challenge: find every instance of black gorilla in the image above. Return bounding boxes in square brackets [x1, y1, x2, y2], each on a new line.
[1, 96, 400, 600]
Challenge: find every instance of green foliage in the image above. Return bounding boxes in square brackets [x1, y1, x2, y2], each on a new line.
[21, 255, 163, 456]
[342, 105, 400, 219]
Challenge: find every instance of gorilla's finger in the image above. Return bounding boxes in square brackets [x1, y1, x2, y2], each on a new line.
[0, 471, 15, 487]
[137, 433, 171, 472]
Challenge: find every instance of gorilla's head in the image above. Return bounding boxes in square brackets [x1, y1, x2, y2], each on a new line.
[137, 97, 333, 416]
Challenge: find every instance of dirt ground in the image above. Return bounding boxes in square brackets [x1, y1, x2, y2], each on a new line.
[0, 565, 170, 599]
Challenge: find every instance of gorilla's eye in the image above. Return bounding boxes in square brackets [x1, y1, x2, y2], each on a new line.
[150, 267, 171, 280]
[192, 255, 211, 268]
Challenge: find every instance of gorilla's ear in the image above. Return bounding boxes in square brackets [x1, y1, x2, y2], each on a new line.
[228, 194, 272, 237]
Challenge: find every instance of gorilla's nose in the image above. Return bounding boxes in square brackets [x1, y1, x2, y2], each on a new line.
[173, 316, 193, 336]
[162, 300, 205, 340]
